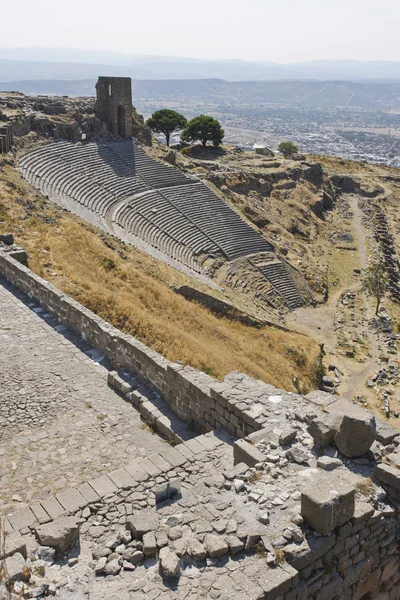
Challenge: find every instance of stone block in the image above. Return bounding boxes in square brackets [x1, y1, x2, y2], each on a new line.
[0, 531, 27, 559]
[279, 428, 297, 446]
[124, 459, 149, 482]
[386, 451, 400, 469]
[301, 473, 355, 535]
[8, 507, 36, 531]
[259, 565, 298, 599]
[127, 510, 159, 539]
[317, 456, 342, 471]
[204, 533, 229, 558]
[30, 502, 52, 525]
[306, 390, 337, 407]
[108, 468, 136, 489]
[308, 414, 342, 447]
[77, 482, 100, 504]
[35, 517, 79, 553]
[284, 534, 336, 571]
[375, 418, 399, 444]
[88, 475, 118, 497]
[143, 531, 157, 556]
[374, 463, 400, 490]
[148, 453, 171, 473]
[351, 502, 375, 524]
[246, 428, 276, 445]
[140, 457, 161, 478]
[161, 446, 186, 468]
[56, 488, 86, 513]
[233, 439, 264, 467]
[159, 546, 180, 578]
[184, 437, 206, 455]
[40, 497, 65, 520]
[4, 552, 29, 583]
[326, 400, 376, 457]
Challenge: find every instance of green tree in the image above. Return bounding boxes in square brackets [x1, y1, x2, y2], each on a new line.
[362, 253, 389, 315]
[278, 141, 299, 158]
[146, 109, 187, 147]
[181, 115, 224, 148]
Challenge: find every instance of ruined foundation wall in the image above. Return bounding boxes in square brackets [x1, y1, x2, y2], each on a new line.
[95, 76, 133, 138]
[0, 251, 248, 437]
[1, 251, 400, 599]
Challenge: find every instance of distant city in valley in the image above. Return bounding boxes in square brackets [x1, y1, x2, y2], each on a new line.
[1, 52, 400, 166]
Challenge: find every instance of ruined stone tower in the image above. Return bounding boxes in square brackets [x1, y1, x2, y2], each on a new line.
[95, 76, 133, 138]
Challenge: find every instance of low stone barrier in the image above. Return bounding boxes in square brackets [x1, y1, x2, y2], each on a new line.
[0, 251, 268, 438]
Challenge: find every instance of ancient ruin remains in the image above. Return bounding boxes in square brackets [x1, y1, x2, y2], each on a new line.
[18, 136, 308, 310]
[95, 76, 133, 138]
[1, 248, 400, 599]
[0, 122, 13, 153]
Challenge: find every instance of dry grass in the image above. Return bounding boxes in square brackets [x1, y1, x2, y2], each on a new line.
[0, 165, 320, 391]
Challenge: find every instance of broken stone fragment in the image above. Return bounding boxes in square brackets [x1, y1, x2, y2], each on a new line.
[226, 534, 245, 554]
[317, 456, 342, 471]
[4, 552, 30, 583]
[126, 510, 159, 539]
[34, 517, 79, 554]
[301, 473, 355, 536]
[94, 557, 107, 574]
[142, 531, 157, 557]
[188, 537, 206, 560]
[159, 546, 180, 578]
[286, 445, 310, 464]
[104, 558, 122, 575]
[204, 533, 229, 558]
[257, 512, 270, 525]
[279, 428, 297, 446]
[0, 530, 27, 559]
[307, 414, 341, 447]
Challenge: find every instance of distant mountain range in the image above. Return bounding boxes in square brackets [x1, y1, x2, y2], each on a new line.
[2, 78, 400, 110]
[1, 48, 400, 81]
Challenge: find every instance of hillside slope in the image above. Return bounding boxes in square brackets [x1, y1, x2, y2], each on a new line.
[0, 162, 320, 392]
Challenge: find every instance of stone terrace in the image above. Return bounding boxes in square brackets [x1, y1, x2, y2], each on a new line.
[0, 278, 170, 511]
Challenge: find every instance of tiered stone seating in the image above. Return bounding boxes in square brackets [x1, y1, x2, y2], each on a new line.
[254, 261, 304, 309]
[162, 184, 272, 260]
[18, 139, 306, 308]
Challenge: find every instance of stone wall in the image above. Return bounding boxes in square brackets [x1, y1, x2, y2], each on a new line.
[95, 76, 133, 138]
[0, 122, 13, 153]
[1, 250, 400, 599]
[0, 250, 245, 436]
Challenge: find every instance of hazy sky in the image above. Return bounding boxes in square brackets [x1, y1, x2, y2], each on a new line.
[3, 0, 399, 62]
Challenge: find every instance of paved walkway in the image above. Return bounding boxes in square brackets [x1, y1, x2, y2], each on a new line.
[0, 277, 167, 512]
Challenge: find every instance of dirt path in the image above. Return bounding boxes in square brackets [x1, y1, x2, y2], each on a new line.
[288, 194, 381, 401]
[342, 197, 380, 400]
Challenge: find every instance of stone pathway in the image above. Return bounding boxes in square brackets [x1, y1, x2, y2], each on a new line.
[0, 277, 168, 512]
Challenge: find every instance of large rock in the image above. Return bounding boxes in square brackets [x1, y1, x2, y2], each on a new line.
[326, 400, 376, 457]
[35, 517, 79, 554]
[159, 546, 180, 578]
[4, 552, 30, 582]
[0, 530, 27, 559]
[204, 534, 229, 558]
[307, 414, 342, 447]
[127, 510, 159, 539]
[301, 473, 355, 536]
[188, 537, 206, 560]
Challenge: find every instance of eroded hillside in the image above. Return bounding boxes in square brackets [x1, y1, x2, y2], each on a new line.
[0, 162, 320, 392]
